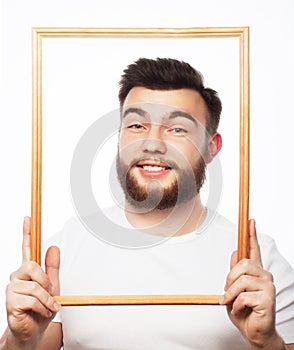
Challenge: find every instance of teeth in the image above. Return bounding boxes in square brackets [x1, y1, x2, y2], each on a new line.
[142, 165, 166, 172]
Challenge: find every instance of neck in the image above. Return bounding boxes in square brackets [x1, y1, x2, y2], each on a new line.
[125, 195, 206, 237]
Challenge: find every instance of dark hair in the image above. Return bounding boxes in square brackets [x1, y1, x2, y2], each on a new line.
[118, 57, 222, 134]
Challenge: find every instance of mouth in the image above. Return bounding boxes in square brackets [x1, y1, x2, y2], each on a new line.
[135, 159, 172, 177]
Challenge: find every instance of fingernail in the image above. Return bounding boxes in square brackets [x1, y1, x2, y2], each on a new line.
[47, 310, 53, 318]
[23, 217, 30, 230]
[219, 295, 225, 304]
[53, 302, 61, 311]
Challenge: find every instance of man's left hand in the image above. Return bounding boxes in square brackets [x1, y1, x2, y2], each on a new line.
[219, 219, 286, 349]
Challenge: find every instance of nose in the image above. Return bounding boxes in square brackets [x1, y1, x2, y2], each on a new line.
[141, 124, 167, 155]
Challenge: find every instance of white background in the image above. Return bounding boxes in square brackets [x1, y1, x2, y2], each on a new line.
[41, 36, 239, 239]
[1, 0, 294, 334]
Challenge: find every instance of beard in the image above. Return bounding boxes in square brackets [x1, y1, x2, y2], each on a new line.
[116, 153, 206, 210]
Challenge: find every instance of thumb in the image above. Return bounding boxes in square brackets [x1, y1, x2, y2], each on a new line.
[22, 216, 31, 263]
[45, 246, 60, 296]
[248, 219, 263, 266]
[230, 250, 238, 270]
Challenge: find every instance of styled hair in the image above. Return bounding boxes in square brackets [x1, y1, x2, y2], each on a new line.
[118, 57, 222, 134]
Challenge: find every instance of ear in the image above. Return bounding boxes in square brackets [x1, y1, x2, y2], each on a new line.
[206, 132, 222, 163]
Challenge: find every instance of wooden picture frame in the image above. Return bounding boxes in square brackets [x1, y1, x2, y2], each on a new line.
[31, 27, 250, 306]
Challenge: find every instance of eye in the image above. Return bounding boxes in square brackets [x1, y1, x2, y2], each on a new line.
[129, 123, 142, 129]
[127, 123, 145, 131]
[170, 127, 188, 134]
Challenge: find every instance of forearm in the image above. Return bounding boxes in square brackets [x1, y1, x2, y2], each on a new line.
[249, 333, 290, 350]
[0, 328, 40, 350]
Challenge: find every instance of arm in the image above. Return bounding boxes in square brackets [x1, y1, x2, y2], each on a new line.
[0, 217, 62, 350]
[220, 219, 294, 350]
[38, 322, 63, 350]
[1, 322, 62, 350]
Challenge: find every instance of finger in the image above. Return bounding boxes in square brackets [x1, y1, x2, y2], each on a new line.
[248, 219, 262, 266]
[10, 261, 52, 293]
[22, 216, 31, 263]
[229, 289, 275, 316]
[7, 280, 60, 313]
[7, 292, 56, 319]
[230, 291, 261, 315]
[225, 258, 266, 291]
[45, 246, 60, 296]
[221, 275, 273, 305]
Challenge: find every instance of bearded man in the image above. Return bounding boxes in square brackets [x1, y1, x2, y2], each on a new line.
[1, 58, 294, 350]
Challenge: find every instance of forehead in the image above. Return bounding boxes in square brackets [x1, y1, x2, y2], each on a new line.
[122, 87, 208, 125]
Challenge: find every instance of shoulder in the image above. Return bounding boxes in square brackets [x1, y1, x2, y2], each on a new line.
[257, 232, 294, 279]
[256, 232, 290, 270]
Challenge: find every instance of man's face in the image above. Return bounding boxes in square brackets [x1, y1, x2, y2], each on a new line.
[116, 87, 210, 210]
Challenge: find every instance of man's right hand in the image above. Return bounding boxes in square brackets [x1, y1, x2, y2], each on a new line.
[3, 217, 61, 349]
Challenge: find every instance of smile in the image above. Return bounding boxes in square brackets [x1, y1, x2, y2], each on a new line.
[135, 160, 172, 177]
[140, 165, 167, 172]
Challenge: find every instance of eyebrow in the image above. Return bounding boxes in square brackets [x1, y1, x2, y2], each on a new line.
[122, 107, 199, 127]
[168, 110, 199, 127]
[122, 107, 148, 119]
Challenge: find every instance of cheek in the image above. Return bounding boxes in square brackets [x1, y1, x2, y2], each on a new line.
[118, 132, 133, 155]
[118, 139, 141, 164]
[174, 144, 206, 170]
[118, 130, 144, 151]
[118, 130, 128, 149]
[169, 139, 199, 161]
[177, 135, 208, 162]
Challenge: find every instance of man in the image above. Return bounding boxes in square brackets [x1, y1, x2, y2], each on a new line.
[1, 58, 294, 349]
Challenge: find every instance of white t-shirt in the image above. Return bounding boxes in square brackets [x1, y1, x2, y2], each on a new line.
[45, 208, 294, 349]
